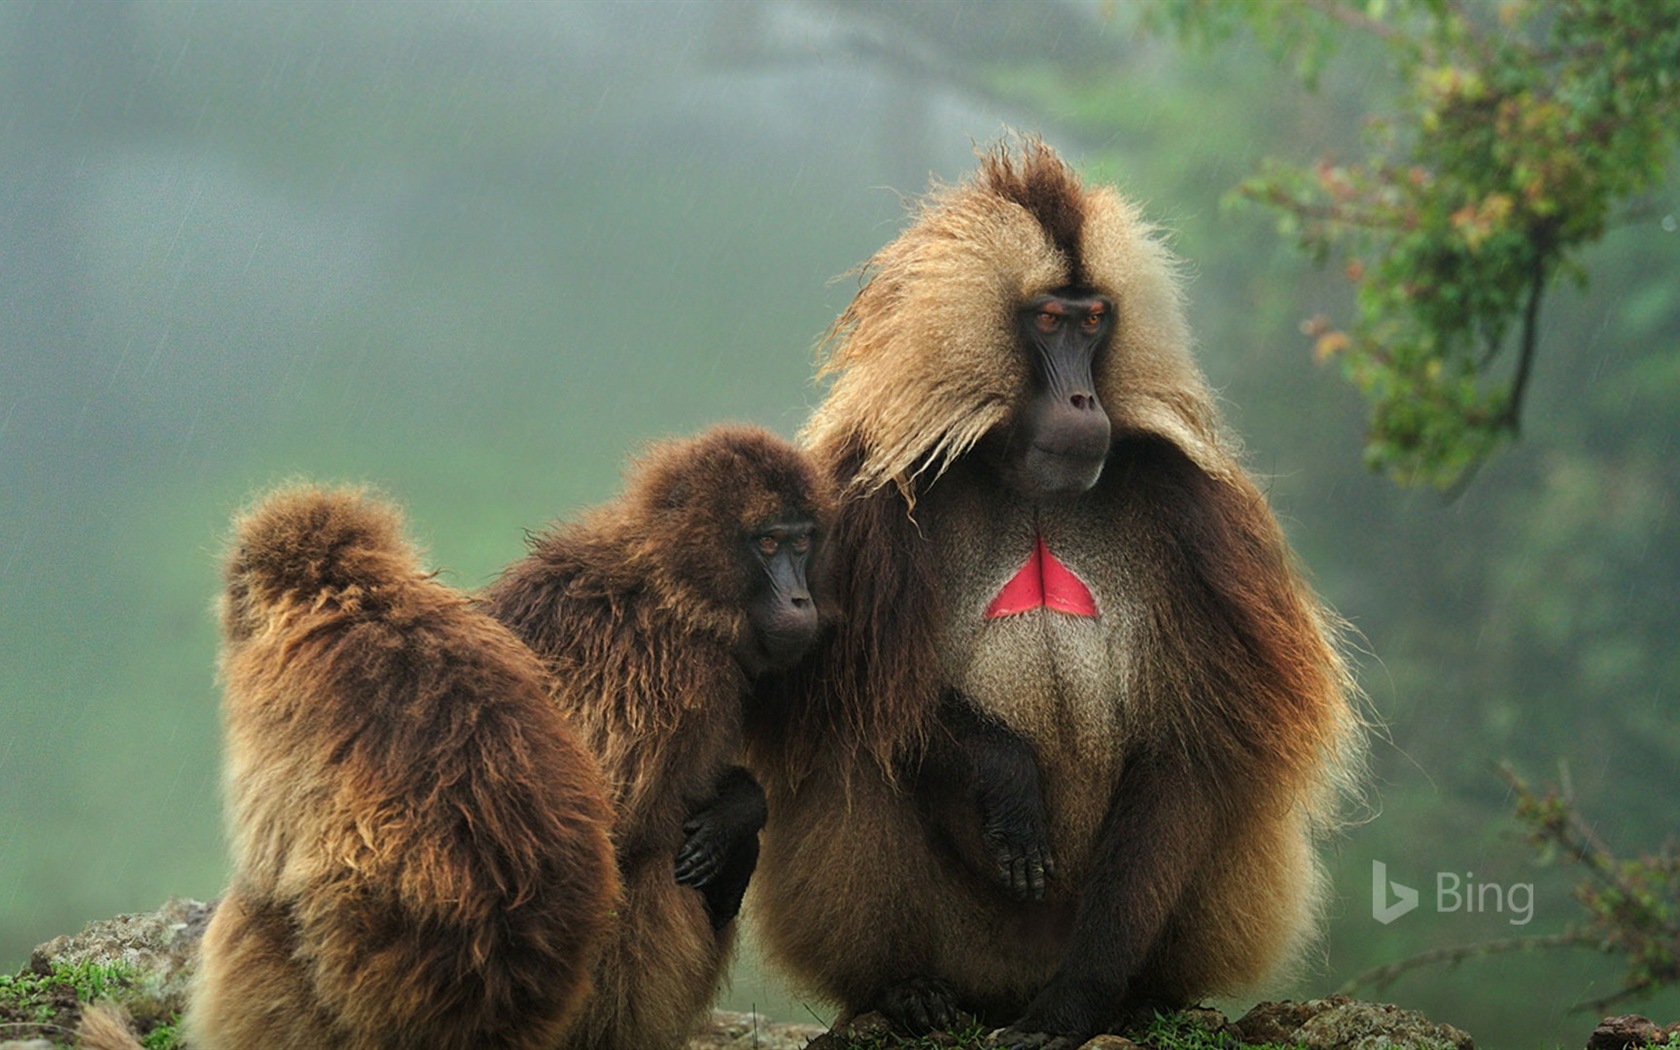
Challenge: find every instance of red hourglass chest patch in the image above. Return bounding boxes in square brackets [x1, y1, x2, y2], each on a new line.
[983, 534, 1098, 619]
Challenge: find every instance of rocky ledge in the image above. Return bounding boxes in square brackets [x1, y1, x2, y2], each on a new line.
[5, 900, 1675, 1050]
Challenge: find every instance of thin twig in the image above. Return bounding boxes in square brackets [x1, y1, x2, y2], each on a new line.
[1300, 0, 1410, 47]
[1239, 187, 1399, 233]
[0, 1021, 73, 1034]
[1582, 982, 1662, 1017]
[1553, 763, 1633, 877]
[1337, 931, 1597, 996]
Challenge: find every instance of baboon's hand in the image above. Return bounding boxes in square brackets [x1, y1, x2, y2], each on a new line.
[980, 791, 1056, 901]
[674, 766, 766, 890]
[674, 812, 730, 888]
[945, 692, 1055, 901]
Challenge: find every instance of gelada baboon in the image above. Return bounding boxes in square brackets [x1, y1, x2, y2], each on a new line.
[747, 140, 1366, 1048]
[483, 424, 831, 1050]
[186, 484, 619, 1050]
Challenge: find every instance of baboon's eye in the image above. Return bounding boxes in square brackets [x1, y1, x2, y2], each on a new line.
[1035, 311, 1061, 333]
[790, 534, 811, 555]
[756, 535, 779, 557]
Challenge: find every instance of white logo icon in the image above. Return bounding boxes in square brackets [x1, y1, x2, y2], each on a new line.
[1372, 860, 1419, 925]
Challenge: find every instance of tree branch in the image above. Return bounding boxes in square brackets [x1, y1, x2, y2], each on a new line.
[1499, 254, 1548, 436]
[1239, 186, 1400, 233]
[1300, 0, 1410, 47]
[1583, 982, 1664, 1017]
[1440, 0, 1501, 68]
[1337, 931, 1597, 997]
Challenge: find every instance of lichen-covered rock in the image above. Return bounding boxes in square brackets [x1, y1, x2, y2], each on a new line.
[19, 901, 825, 1049]
[18, 902, 1502, 1050]
[28, 896, 213, 1018]
[1236, 997, 1339, 1044]
[1235, 997, 1473, 1050]
[1081, 1036, 1143, 1050]
[1586, 1015, 1680, 1050]
[800, 998, 1480, 1050]
[12, 896, 215, 1044]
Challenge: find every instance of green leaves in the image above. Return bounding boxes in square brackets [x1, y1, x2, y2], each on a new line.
[1507, 767, 1680, 1012]
[1182, 0, 1680, 487]
[0, 959, 181, 1049]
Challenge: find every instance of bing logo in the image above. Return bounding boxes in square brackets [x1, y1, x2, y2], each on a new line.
[1371, 860, 1419, 925]
[1371, 860, 1534, 926]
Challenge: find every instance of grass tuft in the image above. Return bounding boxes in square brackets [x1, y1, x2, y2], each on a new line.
[0, 959, 182, 1049]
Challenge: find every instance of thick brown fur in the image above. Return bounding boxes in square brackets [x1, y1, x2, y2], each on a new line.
[187, 484, 620, 1050]
[482, 424, 833, 1050]
[75, 1001, 144, 1050]
[750, 140, 1365, 1036]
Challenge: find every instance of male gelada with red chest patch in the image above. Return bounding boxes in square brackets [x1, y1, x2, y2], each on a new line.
[745, 139, 1366, 1050]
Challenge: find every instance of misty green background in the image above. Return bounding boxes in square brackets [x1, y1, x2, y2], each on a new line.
[2, 3, 1675, 1047]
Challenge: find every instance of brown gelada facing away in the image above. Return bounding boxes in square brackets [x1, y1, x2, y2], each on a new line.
[184, 483, 620, 1050]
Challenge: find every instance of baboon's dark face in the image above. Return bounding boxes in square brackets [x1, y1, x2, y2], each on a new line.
[991, 290, 1114, 500]
[735, 517, 819, 676]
